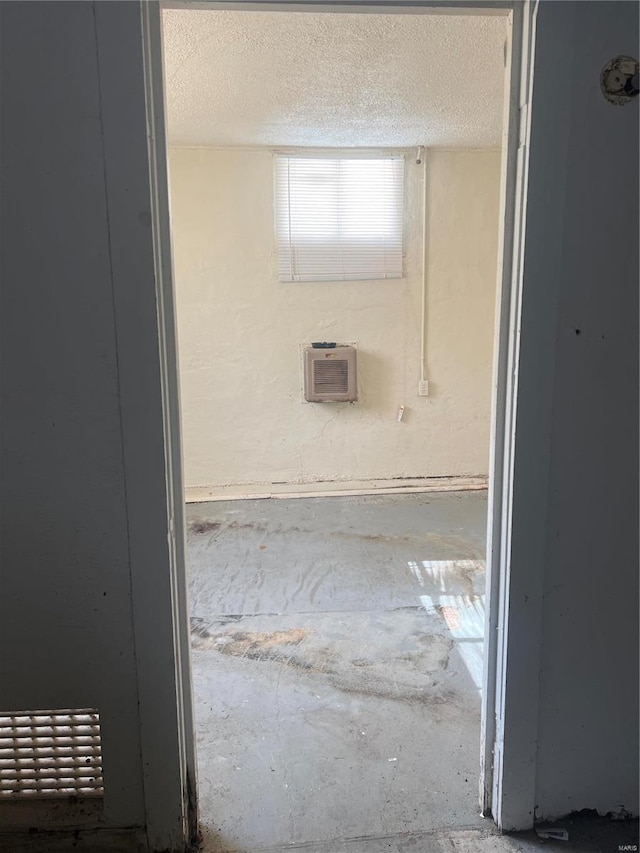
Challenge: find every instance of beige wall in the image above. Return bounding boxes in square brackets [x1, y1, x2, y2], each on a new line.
[169, 147, 501, 491]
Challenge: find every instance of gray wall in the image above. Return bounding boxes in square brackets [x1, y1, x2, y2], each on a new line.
[513, 0, 639, 821]
[0, 2, 189, 848]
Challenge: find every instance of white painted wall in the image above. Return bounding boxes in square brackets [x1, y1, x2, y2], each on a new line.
[0, 3, 190, 850]
[169, 147, 502, 491]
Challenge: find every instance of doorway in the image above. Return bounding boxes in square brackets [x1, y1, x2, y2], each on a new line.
[149, 2, 522, 849]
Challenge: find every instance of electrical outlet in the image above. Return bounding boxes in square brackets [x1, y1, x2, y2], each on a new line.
[418, 380, 429, 397]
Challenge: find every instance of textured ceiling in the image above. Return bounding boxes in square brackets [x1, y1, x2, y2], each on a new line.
[162, 10, 507, 148]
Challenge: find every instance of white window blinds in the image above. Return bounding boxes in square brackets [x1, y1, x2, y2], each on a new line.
[275, 155, 405, 282]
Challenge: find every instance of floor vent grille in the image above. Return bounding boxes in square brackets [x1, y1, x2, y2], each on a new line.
[0, 709, 103, 799]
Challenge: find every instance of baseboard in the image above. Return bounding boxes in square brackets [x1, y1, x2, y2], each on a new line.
[185, 475, 488, 503]
[0, 827, 148, 853]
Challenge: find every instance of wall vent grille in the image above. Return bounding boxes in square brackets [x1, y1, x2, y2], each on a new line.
[304, 345, 357, 402]
[0, 709, 103, 799]
[313, 359, 349, 395]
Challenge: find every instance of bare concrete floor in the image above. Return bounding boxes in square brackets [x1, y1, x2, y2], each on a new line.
[186, 492, 638, 853]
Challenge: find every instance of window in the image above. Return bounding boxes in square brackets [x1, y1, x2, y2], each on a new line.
[275, 155, 405, 282]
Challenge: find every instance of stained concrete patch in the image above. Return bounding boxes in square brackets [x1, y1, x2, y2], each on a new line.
[189, 519, 222, 535]
[192, 610, 467, 709]
[189, 517, 272, 536]
[210, 628, 310, 659]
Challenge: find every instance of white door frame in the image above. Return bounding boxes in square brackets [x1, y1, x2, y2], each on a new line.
[481, 0, 538, 826]
[482, 0, 541, 830]
[139, 0, 539, 844]
[139, 3, 199, 846]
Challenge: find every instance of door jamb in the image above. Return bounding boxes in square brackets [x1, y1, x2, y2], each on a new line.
[140, 2, 199, 846]
[481, 0, 537, 824]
